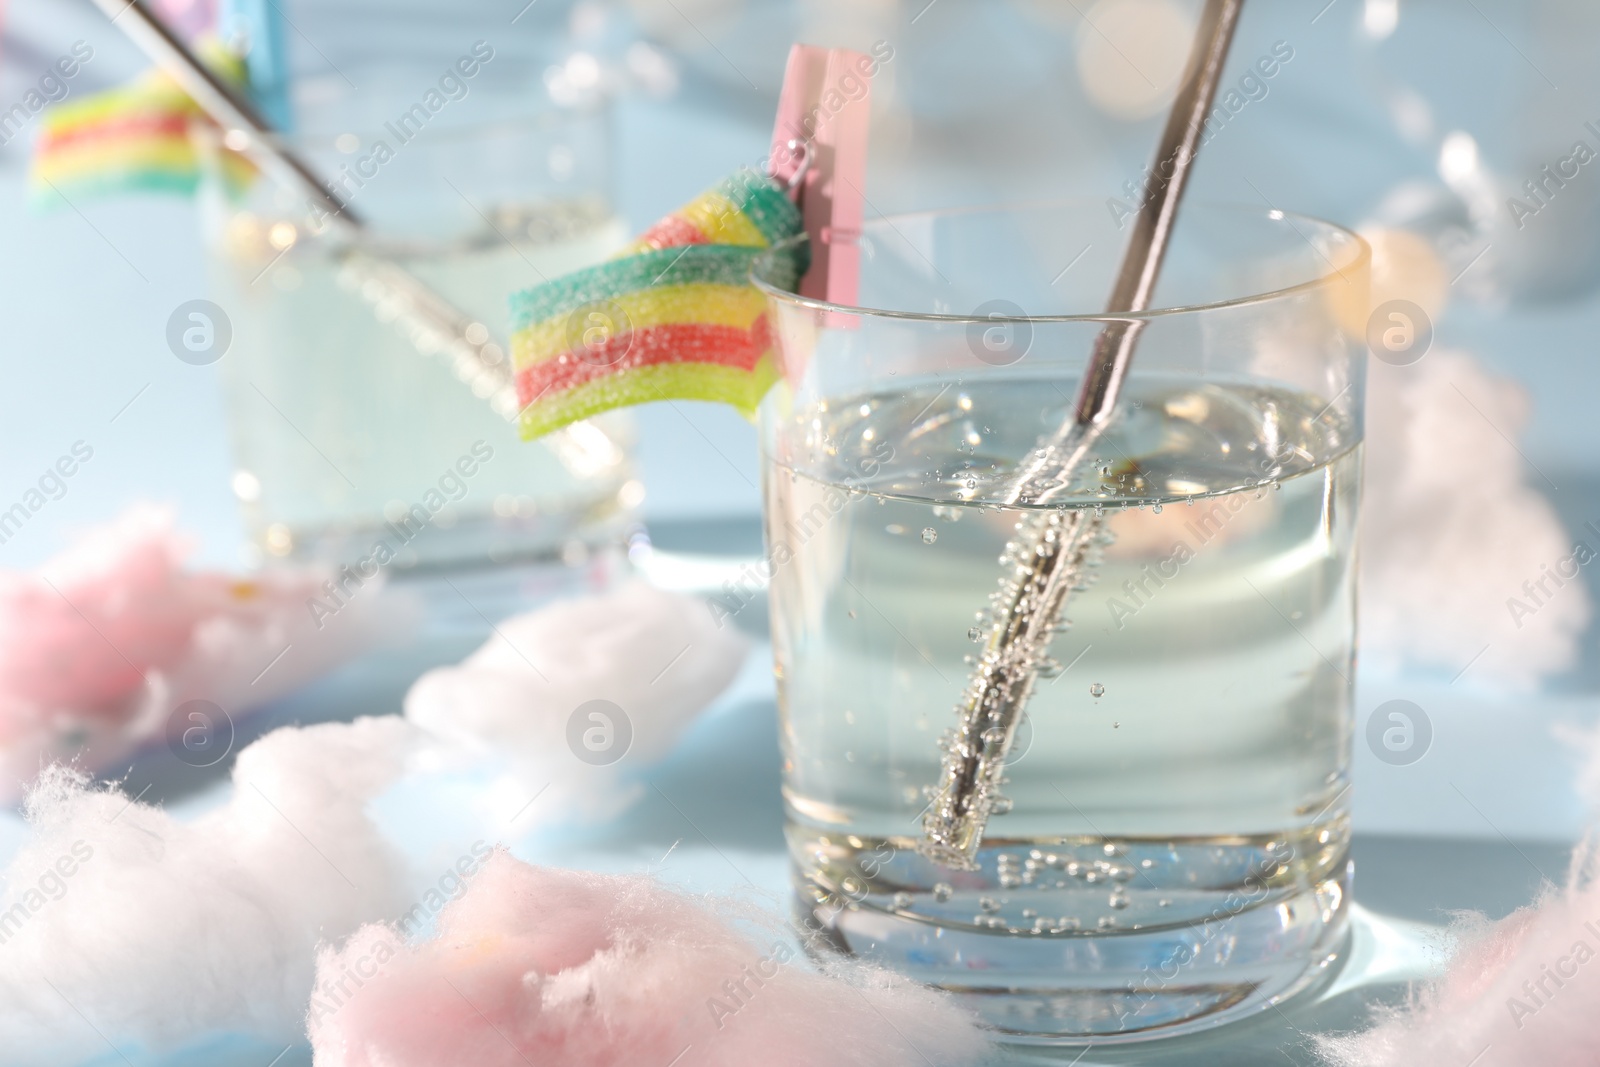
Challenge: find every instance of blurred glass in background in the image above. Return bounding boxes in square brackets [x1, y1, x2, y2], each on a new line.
[199, 0, 641, 569]
[4, 0, 1599, 585]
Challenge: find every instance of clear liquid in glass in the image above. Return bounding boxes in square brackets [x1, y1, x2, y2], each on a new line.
[764, 375, 1358, 1041]
[209, 202, 636, 569]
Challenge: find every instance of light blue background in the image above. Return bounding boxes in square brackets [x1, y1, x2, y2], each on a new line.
[1, 1, 1598, 1062]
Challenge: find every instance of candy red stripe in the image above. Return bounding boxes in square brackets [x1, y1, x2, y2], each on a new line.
[515, 321, 767, 406]
[749, 311, 772, 355]
[632, 215, 710, 251]
[38, 113, 192, 152]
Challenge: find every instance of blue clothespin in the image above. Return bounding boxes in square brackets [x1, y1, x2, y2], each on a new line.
[219, 0, 292, 130]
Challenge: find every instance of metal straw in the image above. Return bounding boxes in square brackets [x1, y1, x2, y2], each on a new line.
[92, 0, 609, 452]
[918, 0, 1246, 871]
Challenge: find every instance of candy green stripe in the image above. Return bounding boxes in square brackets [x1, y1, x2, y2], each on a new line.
[30, 169, 199, 206]
[519, 356, 779, 439]
[716, 169, 802, 247]
[512, 246, 753, 328]
[510, 244, 806, 330]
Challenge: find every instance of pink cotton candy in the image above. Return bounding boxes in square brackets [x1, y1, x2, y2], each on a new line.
[1318, 843, 1600, 1067]
[309, 851, 991, 1067]
[0, 505, 401, 800]
[0, 505, 209, 715]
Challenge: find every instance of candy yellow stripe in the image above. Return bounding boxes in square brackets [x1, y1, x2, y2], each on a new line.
[35, 138, 197, 180]
[519, 354, 779, 439]
[679, 191, 769, 248]
[514, 283, 765, 365]
[614, 191, 766, 256]
[43, 87, 196, 133]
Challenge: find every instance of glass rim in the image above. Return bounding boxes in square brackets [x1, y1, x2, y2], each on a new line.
[750, 199, 1370, 324]
[269, 81, 607, 151]
[265, 110, 606, 153]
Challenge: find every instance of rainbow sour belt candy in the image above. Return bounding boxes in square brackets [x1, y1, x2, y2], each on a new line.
[509, 168, 808, 440]
[30, 43, 255, 205]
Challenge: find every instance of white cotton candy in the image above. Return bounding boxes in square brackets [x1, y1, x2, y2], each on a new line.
[1318, 843, 1600, 1067]
[0, 717, 423, 1065]
[1555, 720, 1600, 819]
[308, 849, 991, 1067]
[403, 581, 749, 822]
[1360, 349, 1590, 688]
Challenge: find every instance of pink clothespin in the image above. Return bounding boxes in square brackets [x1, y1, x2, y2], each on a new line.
[769, 44, 873, 306]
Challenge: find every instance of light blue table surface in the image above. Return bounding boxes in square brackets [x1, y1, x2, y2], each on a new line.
[0, 546, 1568, 1067]
[1, 0, 1599, 1063]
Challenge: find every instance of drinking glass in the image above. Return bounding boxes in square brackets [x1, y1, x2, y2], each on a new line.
[753, 202, 1370, 1041]
[196, 71, 638, 570]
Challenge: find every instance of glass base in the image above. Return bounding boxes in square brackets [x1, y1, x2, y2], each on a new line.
[792, 833, 1351, 1043]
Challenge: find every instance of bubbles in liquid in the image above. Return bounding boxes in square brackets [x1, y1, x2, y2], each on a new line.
[781, 379, 1356, 994]
[892, 892, 913, 910]
[933, 883, 954, 902]
[1109, 892, 1130, 910]
[922, 527, 938, 544]
[1090, 683, 1106, 698]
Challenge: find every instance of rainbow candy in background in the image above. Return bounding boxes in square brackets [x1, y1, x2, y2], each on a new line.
[510, 168, 808, 440]
[30, 42, 255, 206]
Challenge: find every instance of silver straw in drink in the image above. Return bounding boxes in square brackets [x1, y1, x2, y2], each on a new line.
[918, 0, 1247, 870]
